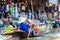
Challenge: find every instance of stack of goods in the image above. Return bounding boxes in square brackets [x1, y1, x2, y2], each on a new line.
[28, 19, 53, 36]
[46, 21, 53, 32]
[33, 25, 40, 36]
[39, 25, 46, 35]
[32, 22, 53, 36]
[3, 25, 14, 34]
[33, 24, 46, 36]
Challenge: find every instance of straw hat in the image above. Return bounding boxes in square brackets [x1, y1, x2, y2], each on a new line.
[28, 19, 34, 24]
[17, 17, 27, 23]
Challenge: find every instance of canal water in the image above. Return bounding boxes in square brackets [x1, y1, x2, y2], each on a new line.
[20, 30, 60, 40]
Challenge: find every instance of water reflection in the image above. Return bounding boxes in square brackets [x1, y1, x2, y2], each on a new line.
[20, 32, 60, 40]
[21, 36, 60, 40]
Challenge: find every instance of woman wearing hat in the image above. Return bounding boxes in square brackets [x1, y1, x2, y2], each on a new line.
[18, 17, 31, 38]
[18, 17, 34, 37]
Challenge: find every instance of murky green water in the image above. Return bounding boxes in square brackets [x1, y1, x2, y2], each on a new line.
[20, 34, 60, 40]
[20, 37, 60, 40]
[20, 31, 60, 40]
[13, 29, 60, 40]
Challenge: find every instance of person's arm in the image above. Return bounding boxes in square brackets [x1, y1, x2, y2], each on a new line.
[20, 24, 23, 30]
[27, 27, 31, 38]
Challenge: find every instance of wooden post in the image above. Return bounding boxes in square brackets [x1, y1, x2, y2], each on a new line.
[31, 0, 34, 20]
[31, 0, 34, 15]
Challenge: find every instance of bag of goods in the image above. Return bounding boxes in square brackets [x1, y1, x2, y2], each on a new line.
[34, 25, 40, 30]
[34, 29, 39, 36]
[39, 25, 46, 35]
[33, 25, 40, 36]
[3, 25, 14, 34]
[46, 24, 53, 33]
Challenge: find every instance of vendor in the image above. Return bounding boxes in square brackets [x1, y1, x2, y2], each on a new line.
[18, 17, 29, 33]
[18, 17, 34, 37]
[18, 17, 30, 38]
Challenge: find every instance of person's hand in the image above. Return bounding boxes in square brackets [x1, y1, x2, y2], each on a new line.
[27, 29, 31, 38]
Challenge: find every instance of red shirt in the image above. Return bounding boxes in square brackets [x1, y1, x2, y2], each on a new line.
[57, 17, 60, 21]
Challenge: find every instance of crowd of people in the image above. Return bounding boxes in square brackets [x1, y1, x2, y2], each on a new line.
[0, 2, 59, 21]
[0, 2, 60, 37]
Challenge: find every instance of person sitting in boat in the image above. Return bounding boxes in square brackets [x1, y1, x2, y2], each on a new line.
[17, 17, 30, 38]
[18, 17, 29, 33]
[18, 17, 34, 37]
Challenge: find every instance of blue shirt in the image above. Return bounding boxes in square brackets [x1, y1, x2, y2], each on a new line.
[17, 8, 20, 13]
[13, 13, 20, 19]
[20, 23, 29, 33]
[1, 7, 6, 12]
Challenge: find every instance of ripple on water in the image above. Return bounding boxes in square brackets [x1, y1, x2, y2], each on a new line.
[20, 32, 60, 40]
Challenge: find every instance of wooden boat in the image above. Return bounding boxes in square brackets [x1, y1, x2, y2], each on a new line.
[3, 30, 28, 38]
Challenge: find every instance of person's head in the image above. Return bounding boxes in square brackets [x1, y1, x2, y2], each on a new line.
[3, 19, 8, 24]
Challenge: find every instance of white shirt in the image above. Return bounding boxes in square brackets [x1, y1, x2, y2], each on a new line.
[22, 6, 25, 10]
[6, 4, 9, 12]
[54, 12, 57, 16]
